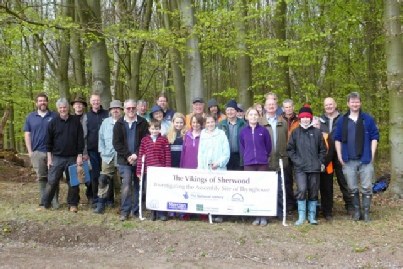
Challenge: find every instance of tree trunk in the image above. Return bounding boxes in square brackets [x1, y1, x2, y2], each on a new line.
[77, 0, 112, 108]
[385, 0, 403, 199]
[234, 0, 252, 108]
[162, 0, 186, 113]
[179, 0, 204, 111]
[0, 108, 11, 150]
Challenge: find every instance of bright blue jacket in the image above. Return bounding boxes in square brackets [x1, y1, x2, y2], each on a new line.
[334, 111, 379, 164]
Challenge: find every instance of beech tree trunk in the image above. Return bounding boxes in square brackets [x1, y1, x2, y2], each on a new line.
[385, 0, 403, 199]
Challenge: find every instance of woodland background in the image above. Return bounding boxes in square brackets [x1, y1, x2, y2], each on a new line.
[0, 0, 402, 198]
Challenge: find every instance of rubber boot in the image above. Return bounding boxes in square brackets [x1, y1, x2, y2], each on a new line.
[351, 193, 361, 221]
[308, 200, 318, 225]
[362, 195, 372, 222]
[295, 200, 306, 226]
[93, 198, 105, 214]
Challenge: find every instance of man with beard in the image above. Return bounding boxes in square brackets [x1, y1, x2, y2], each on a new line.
[38, 98, 84, 212]
[24, 93, 59, 208]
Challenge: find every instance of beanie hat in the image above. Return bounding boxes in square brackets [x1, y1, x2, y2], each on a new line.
[226, 100, 238, 111]
[298, 104, 313, 119]
[207, 98, 218, 109]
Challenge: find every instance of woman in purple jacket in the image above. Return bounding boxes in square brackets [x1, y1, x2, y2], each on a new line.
[239, 107, 272, 226]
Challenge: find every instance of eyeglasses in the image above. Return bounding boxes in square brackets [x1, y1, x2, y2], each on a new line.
[125, 107, 136, 111]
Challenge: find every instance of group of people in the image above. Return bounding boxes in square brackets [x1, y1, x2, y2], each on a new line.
[24, 91, 379, 226]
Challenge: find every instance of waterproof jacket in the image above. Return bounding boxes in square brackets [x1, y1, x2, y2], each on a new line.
[287, 125, 327, 173]
[239, 123, 272, 166]
[260, 116, 289, 171]
[99, 117, 118, 165]
[198, 128, 230, 170]
[217, 117, 247, 166]
[113, 116, 149, 166]
[334, 110, 379, 164]
[319, 110, 342, 138]
[280, 112, 299, 139]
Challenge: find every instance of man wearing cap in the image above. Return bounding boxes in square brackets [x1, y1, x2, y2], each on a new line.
[24, 92, 59, 209]
[218, 100, 246, 172]
[334, 92, 379, 222]
[207, 98, 226, 122]
[185, 97, 205, 129]
[287, 104, 327, 226]
[71, 96, 87, 122]
[156, 93, 175, 122]
[94, 100, 123, 214]
[113, 99, 149, 221]
[83, 93, 109, 208]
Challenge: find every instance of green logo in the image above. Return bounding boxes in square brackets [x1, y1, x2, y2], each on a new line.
[196, 204, 203, 211]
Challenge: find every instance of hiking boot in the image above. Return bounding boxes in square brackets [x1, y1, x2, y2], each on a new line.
[159, 216, 168, 221]
[119, 214, 128, 221]
[252, 217, 261, 226]
[214, 217, 223, 223]
[37, 205, 46, 211]
[69, 206, 78, 213]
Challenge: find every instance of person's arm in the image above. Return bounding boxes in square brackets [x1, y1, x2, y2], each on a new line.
[24, 132, 33, 157]
[215, 133, 230, 169]
[82, 114, 89, 161]
[77, 120, 84, 166]
[335, 140, 345, 166]
[47, 152, 53, 169]
[371, 140, 378, 163]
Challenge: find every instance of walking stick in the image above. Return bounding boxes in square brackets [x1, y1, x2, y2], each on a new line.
[139, 155, 146, 221]
[279, 158, 288, 226]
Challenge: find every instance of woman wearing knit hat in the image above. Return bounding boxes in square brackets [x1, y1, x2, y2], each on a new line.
[286, 104, 327, 226]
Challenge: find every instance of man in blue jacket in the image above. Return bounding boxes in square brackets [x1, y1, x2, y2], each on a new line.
[334, 92, 379, 222]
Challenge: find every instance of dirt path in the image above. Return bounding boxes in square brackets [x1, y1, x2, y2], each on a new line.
[0, 161, 402, 268]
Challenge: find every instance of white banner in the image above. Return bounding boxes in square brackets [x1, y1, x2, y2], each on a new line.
[146, 167, 278, 216]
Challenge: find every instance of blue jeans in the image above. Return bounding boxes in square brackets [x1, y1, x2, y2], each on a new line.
[41, 156, 79, 207]
[342, 160, 374, 195]
[89, 151, 102, 204]
[119, 165, 140, 216]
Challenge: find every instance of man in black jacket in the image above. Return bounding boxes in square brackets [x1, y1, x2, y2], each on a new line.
[113, 99, 149, 221]
[83, 93, 109, 207]
[319, 97, 353, 216]
[38, 98, 84, 212]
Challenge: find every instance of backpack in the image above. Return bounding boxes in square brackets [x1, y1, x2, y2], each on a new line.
[372, 173, 391, 193]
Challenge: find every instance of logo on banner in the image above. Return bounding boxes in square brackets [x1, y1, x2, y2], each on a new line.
[167, 202, 188, 210]
[231, 193, 244, 202]
[196, 204, 204, 211]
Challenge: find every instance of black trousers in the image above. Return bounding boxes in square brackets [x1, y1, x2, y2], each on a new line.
[320, 171, 333, 216]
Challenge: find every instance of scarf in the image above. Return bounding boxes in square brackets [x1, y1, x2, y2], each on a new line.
[342, 109, 364, 157]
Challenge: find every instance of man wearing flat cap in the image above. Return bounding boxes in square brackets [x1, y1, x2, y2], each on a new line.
[94, 100, 123, 214]
[185, 97, 206, 129]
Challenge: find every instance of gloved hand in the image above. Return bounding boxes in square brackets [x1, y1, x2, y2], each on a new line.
[321, 164, 325, 172]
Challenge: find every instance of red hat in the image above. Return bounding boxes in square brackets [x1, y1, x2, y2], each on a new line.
[298, 104, 313, 119]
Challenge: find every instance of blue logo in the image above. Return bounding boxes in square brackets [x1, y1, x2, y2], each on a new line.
[183, 192, 189, 199]
[167, 202, 188, 211]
